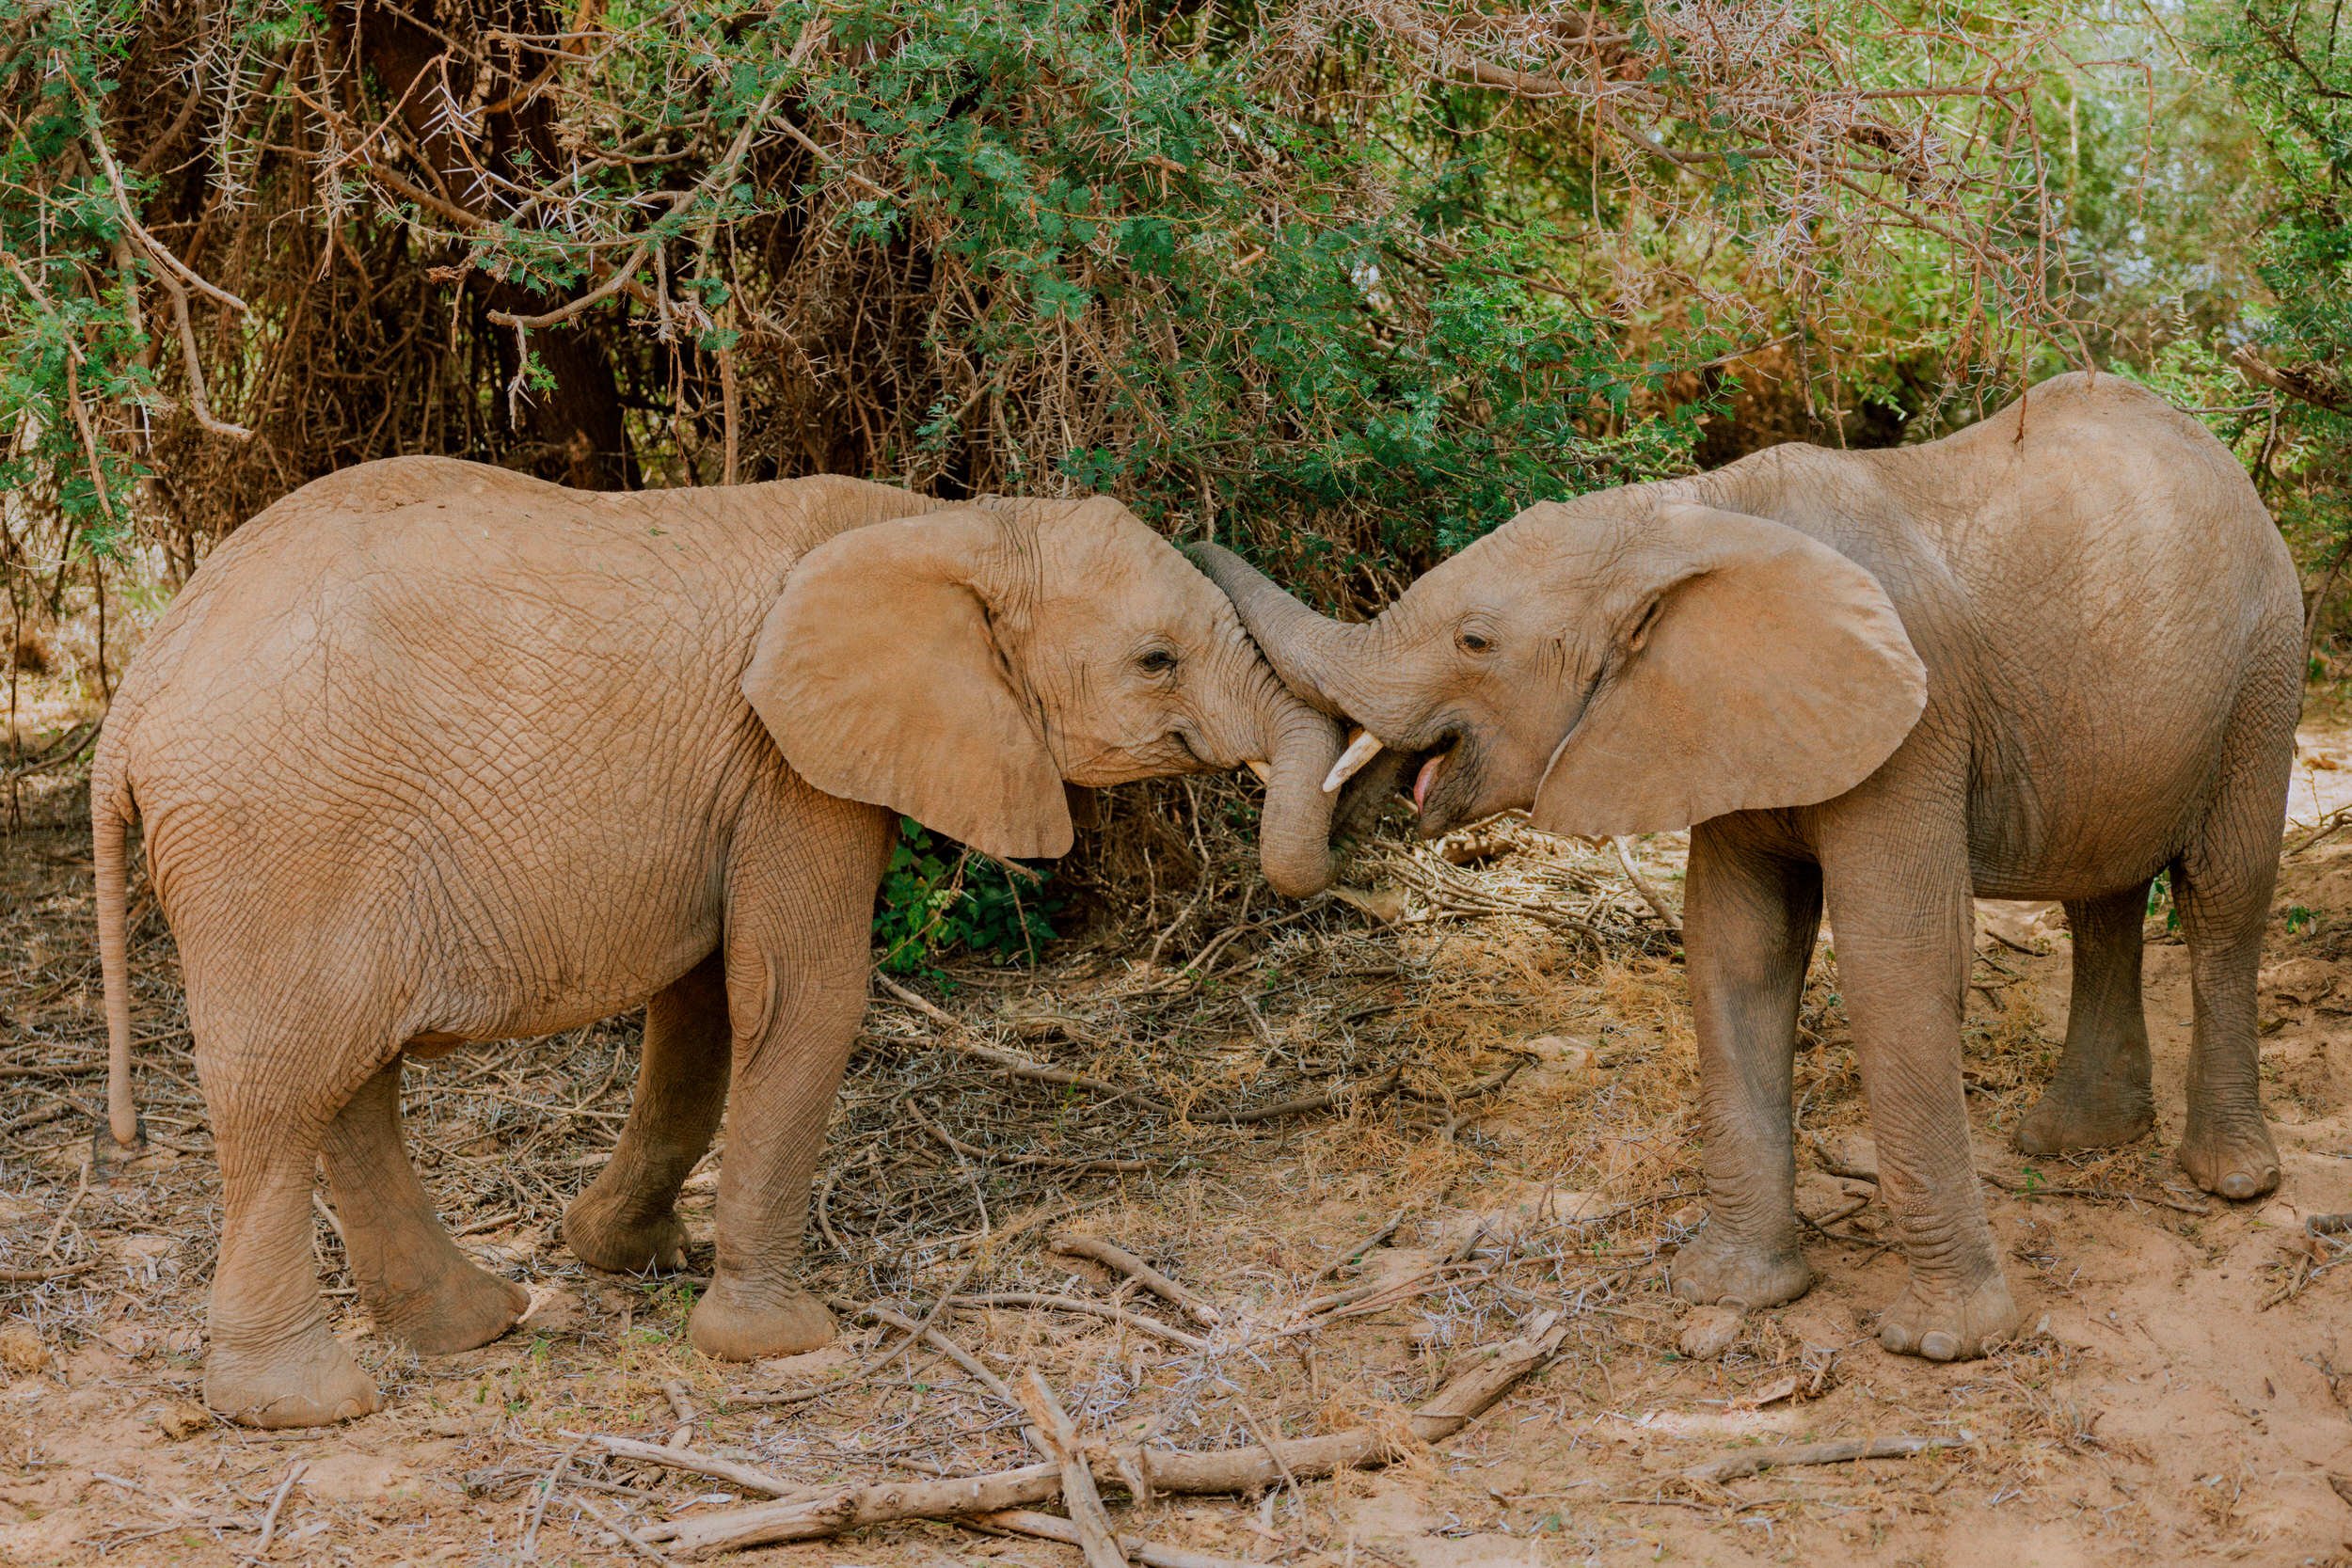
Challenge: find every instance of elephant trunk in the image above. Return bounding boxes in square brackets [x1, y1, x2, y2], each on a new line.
[1187, 544, 1375, 723]
[1252, 686, 1346, 899]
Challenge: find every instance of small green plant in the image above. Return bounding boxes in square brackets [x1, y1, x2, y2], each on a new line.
[2148, 870, 2181, 934]
[873, 817, 1060, 978]
[2287, 904, 2318, 935]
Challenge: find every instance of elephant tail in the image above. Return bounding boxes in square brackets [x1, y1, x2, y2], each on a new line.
[92, 740, 143, 1152]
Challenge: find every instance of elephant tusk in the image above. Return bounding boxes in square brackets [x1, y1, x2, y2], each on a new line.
[1243, 759, 1272, 784]
[1321, 728, 1384, 794]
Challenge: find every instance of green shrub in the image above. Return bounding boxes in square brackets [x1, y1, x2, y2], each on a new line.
[873, 817, 1061, 977]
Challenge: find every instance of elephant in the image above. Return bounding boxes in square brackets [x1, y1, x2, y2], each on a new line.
[90, 458, 1346, 1427]
[1192, 372, 2300, 1362]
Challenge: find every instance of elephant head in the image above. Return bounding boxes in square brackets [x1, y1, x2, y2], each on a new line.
[746, 496, 1346, 896]
[1188, 495, 1928, 841]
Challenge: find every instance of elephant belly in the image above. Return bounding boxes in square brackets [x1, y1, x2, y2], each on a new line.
[148, 781, 730, 1052]
[1963, 716, 2230, 902]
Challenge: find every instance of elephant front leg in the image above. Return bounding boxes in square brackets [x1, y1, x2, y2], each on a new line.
[1822, 816, 2020, 1362]
[1670, 828, 1821, 1311]
[564, 955, 731, 1273]
[688, 790, 894, 1362]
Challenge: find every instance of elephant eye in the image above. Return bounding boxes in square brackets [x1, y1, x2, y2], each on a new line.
[1137, 647, 1179, 674]
[1457, 626, 1493, 654]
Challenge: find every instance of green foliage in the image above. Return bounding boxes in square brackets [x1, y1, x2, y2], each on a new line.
[2190, 0, 2352, 589]
[0, 0, 154, 560]
[873, 817, 1060, 978]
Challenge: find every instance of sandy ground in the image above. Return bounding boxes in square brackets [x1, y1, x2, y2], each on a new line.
[5, 709, 2352, 1566]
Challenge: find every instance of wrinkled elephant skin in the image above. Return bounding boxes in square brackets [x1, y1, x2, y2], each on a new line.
[91, 462, 1344, 1427]
[1196, 373, 2299, 1363]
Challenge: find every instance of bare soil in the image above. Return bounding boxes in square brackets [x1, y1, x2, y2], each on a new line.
[6, 705, 2352, 1566]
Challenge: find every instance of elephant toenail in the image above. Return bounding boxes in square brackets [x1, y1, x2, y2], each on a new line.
[1920, 1330, 1960, 1360]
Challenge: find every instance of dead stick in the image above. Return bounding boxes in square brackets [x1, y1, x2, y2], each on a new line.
[1611, 837, 1682, 939]
[1209, 1066, 1401, 1126]
[254, 1459, 306, 1554]
[1049, 1235, 1220, 1326]
[574, 1491, 677, 1562]
[1684, 1433, 1963, 1486]
[951, 1293, 1209, 1352]
[1015, 1371, 1126, 1568]
[968, 1510, 1275, 1568]
[520, 1441, 583, 1560]
[652, 1310, 1565, 1558]
[1311, 1208, 1409, 1282]
[579, 1433, 809, 1498]
[873, 977, 1164, 1109]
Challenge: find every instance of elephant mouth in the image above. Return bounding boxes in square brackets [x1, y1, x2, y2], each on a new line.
[1391, 731, 1470, 836]
[1315, 725, 1474, 841]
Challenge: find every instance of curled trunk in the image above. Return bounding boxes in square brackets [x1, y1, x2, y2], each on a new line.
[1250, 685, 1344, 898]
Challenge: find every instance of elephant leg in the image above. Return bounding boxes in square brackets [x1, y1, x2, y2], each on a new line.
[324, 1059, 529, 1354]
[688, 789, 896, 1362]
[1669, 826, 1820, 1311]
[563, 955, 731, 1272]
[1820, 810, 2020, 1362]
[2173, 728, 2291, 1198]
[2014, 882, 2157, 1154]
[199, 1030, 381, 1428]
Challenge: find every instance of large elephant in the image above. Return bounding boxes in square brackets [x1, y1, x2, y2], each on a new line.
[1193, 372, 2300, 1362]
[92, 458, 1344, 1427]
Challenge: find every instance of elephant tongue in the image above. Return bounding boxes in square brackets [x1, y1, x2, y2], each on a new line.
[1412, 752, 1444, 813]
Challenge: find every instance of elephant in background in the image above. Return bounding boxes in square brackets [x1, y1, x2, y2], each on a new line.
[1195, 372, 2300, 1361]
[92, 458, 1346, 1427]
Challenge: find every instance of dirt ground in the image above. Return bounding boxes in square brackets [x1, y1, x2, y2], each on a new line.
[8, 695, 2352, 1567]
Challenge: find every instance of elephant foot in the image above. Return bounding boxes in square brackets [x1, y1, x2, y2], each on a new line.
[2014, 1085, 2155, 1155]
[563, 1192, 690, 1275]
[1875, 1269, 2019, 1363]
[367, 1259, 530, 1355]
[205, 1331, 381, 1430]
[688, 1275, 835, 1362]
[2177, 1115, 2280, 1201]
[1667, 1219, 1812, 1308]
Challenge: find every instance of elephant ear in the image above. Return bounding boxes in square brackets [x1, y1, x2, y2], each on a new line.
[1533, 503, 1927, 838]
[746, 509, 1074, 861]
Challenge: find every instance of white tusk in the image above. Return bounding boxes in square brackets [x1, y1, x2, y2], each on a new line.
[1243, 759, 1272, 784]
[1321, 728, 1384, 794]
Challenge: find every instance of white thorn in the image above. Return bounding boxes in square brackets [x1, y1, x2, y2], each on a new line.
[1321, 728, 1384, 794]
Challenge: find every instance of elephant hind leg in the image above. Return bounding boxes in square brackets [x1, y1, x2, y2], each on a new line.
[563, 954, 730, 1274]
[199, 1039, 379, 1428]
[324, 1059, 528, 1354]
[2015, 882, 2156, 1155]
[2172, 668, 2293, 1201]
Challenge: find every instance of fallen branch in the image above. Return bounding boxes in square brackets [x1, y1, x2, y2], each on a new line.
[1611, 838, 1683, 940]
[967, 1510, 1274, 1568]
[1048, 1234, 1221, 1326]
[949, 1292, 1209, 1352]
[1206, 1065, 1402, 1126]
[1015, 1371, 1125, 1568]
[872, 976, 1168, 1111]
[580, 1434, 809, 1498]
[911, 1101, 1151, 1175]
[649, 1310, 1565, 1557]
[1684, 1433, 1964, 1485]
